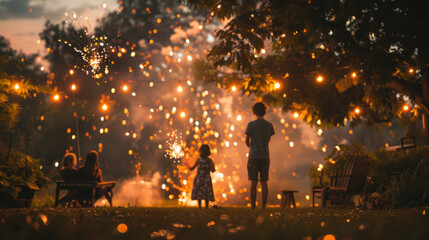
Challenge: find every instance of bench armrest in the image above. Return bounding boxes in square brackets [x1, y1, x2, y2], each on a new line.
[97, 181, 116, 188]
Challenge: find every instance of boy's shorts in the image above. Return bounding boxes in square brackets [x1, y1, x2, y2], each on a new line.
[247, 158, 269, 181]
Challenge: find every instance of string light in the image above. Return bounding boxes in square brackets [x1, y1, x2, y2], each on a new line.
[122, 84, 129, 92]
[102, 104, 108, 111]
[354, 107, 360, 114]
[71, 84, 77, 91]
[293, 112, 299, 118]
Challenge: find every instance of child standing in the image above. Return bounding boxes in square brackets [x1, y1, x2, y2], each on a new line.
[189, 144, 215, 209]
[245, 102, 275, 209]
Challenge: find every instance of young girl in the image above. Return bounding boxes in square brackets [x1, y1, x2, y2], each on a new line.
[189, 144, 215, 209]
[60, 153, 78, 181]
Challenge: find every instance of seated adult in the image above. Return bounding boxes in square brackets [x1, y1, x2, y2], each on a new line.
[60, 153, 78, 181]
[76, 151, 108, 205]
[77, 151, 103, 182]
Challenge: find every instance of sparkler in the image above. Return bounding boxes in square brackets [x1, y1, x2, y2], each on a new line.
[165, 130, 185, 162]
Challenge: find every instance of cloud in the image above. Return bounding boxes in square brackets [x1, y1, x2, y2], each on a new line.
[13, 31, 37, 36]
[0, 0, 103, 21]
[0, 0, 35, 19]
[0, 0, 54, 20]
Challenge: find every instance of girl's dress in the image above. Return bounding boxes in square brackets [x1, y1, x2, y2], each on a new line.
[191, 157, 215, 201]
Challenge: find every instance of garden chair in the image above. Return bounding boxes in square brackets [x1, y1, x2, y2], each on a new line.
[313, 160, 369, 207]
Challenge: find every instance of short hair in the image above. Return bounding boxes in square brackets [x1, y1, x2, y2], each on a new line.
[199, 144, 211, 157]
[252, 102, 268, 116]
[62, 153, 76, 168]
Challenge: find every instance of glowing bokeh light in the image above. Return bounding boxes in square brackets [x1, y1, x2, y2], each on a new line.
[354, 107, 360, 114]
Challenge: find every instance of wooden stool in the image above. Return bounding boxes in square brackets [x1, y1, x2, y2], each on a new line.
[280, 190, 298, 208]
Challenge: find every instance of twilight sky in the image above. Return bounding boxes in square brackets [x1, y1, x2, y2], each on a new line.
[0, 0, 118, 54]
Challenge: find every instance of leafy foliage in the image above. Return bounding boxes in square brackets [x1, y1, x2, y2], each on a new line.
[0, 36, 50, 202]
[187, 0, 428, 130]
[0, 142, 49, 200]
[0, 36, 50, 142]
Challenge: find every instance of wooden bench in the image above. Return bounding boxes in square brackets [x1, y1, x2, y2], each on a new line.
[313, 160, 369, 207]
[55, 181, 115, 207]
[279, 190, 298, 208]
[386, 136, 416, 152]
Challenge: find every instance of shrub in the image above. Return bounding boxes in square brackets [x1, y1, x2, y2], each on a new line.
[366, 146, 429, 207]
[0, 142, 49, 202]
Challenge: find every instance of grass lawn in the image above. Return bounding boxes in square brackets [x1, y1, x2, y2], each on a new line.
[1, 207, 428, 240]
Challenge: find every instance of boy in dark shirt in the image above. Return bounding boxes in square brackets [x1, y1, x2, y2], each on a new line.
[245, 102, 275, 209]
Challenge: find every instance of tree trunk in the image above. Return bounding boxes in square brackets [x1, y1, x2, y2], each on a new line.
[422, 110, 429, 144]
[422, 72, 429, 143]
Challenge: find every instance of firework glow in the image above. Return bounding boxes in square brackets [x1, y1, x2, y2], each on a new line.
[60, 11, 118, 76]
[165, 130, 185, 162]
[6, 1, 405, 208]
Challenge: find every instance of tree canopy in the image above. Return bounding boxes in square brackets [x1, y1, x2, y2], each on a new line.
[0, 36, 50, 150]
[187, 0, 428, 133]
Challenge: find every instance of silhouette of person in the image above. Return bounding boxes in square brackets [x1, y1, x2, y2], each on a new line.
[245, 102, 274, 209]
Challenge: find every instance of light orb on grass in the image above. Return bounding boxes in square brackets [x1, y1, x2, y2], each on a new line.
[117, 223, 128, 233]
[323, 234, 336, 240]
